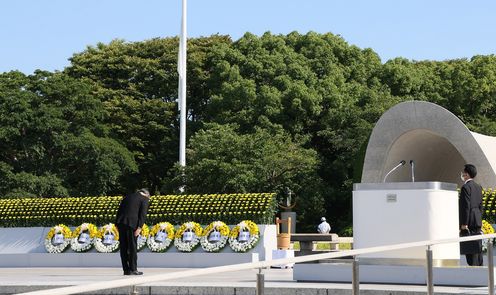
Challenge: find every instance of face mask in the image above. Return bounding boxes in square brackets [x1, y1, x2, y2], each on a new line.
[460, 173, 465, 182]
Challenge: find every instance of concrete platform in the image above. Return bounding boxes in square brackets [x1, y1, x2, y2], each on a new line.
[294, 262, 495, 286]
[0, 267, 493, 295]
[0, 252, 260, 268]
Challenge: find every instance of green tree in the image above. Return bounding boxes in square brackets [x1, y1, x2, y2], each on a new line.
[0, 71, 136, 197]
[167, 123, 324, 231]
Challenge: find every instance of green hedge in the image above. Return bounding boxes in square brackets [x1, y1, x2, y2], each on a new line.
[0, 193, 277, 227]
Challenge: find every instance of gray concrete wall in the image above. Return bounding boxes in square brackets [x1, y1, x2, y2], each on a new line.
[0, 225, 276, 267]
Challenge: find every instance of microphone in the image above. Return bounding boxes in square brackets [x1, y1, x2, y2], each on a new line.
[410, 160, 415, 182]
[383, 160, 406, 182]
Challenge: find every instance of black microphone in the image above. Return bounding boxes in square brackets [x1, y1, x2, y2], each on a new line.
[383, 160, 406, 182]
[410, 160, 415, 182]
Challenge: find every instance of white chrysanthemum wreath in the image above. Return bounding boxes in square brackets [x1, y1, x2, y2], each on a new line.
[94, 223, 120, 253]
[174, 221, 202, 252]
[200, 221, 230, 252]
[137, 223, 150, 251]
[44, 224, 72, 253]
[70, 223, 98, 252]
[228, 220, 260, 252]
[147, 222, 174, 252]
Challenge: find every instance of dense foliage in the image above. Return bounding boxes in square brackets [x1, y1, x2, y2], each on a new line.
[0, 193, 276, 227]
[2, 32, 496, 232]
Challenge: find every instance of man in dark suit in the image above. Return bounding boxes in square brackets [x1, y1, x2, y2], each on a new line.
[116, 188, 150, 275]
[459, 164, 483, 266]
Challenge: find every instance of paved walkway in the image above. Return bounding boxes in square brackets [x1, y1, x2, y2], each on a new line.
[0, 267, 491, 295]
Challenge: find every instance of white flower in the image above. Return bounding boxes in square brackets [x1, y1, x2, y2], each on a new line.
[229, 235, 259, 252]
[174, 235, 200, 252]
[70, 237, 94, 252]
[147, 236, 173, 252]
[95, 238, 120, 253]
[239, 221, 248, 230]
[44, 238, 70, 253]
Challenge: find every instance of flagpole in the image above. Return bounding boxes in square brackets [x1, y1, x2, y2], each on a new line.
[178, 0, 187, 169]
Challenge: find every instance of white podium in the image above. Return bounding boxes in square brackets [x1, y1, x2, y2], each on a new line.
[353, 182, 459, 266]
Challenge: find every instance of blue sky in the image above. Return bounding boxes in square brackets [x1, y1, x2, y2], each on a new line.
[1, 0, 495, 74]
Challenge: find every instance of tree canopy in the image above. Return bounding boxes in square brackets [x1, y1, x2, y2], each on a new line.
[2, 31, 496, 232]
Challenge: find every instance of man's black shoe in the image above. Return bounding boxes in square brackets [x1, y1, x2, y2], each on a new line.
[123, 271, 131, 275]
[130, 271, 143, 275]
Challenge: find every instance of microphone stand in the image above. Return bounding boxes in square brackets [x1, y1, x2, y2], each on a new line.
[383, 160, 406, 183]
[410, 160, 415, 182]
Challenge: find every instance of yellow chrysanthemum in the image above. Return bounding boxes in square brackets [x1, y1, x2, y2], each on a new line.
[482, 220, 495, 235]
[96, 223, 119, 240]
[141, 224, 150, 237]
[175, 221, 202, 239]
[203, 221, 230, 237]
[46, 224, 72, 240]
[229, 220, 259, 238]
[72, 223, 98, 239]
[150, 222, 175, 240]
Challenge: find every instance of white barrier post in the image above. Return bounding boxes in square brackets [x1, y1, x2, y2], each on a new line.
[489, 239, 494, 295]
[352, 256, 359, 295]
[256, 268, 264, 295]
[426, 245, 434, 295]
[130, 285, 138, 295]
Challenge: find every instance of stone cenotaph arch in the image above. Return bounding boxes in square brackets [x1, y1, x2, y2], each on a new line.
[361, 100, 496, 187]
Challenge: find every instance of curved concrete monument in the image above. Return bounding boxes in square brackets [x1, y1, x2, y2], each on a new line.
[362, 101, 496, 187]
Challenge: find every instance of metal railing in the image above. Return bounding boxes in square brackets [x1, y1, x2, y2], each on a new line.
[16, 233, 496, 295]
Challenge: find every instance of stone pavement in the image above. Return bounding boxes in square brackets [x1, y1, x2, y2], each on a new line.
[0, 267, 491, 295]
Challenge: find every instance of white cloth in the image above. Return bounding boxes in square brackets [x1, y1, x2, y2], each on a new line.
[317, 221, 331, 233]
[271, 250, 294, 268]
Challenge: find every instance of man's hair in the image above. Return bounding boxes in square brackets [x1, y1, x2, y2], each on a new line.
[138, 188, 150, 198]
[464, 164, 477, 178]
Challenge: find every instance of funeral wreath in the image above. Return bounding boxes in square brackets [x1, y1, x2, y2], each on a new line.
[45, 224, 72, 253]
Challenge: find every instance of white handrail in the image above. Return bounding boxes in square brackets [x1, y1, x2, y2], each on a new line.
[16, 233, 496, 295]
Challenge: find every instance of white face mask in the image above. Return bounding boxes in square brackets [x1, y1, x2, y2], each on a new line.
[460, 172, 465, 182]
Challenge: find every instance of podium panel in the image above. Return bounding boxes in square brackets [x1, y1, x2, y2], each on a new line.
[353, 182, 459, 265]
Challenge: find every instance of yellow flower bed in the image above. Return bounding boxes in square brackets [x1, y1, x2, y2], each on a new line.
[0, 193, 276, 227]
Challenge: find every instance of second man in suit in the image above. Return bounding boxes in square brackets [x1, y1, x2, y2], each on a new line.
[459, 164, 483, 266]
[116, 188, 150, 275]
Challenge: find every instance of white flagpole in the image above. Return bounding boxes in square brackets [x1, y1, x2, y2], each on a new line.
[178, 0, 187, 169]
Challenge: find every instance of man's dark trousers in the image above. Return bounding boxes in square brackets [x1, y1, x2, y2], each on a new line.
[117, 224, 138, 272]
[465, 226, 483, 266]
[466, 252, 483, 266]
